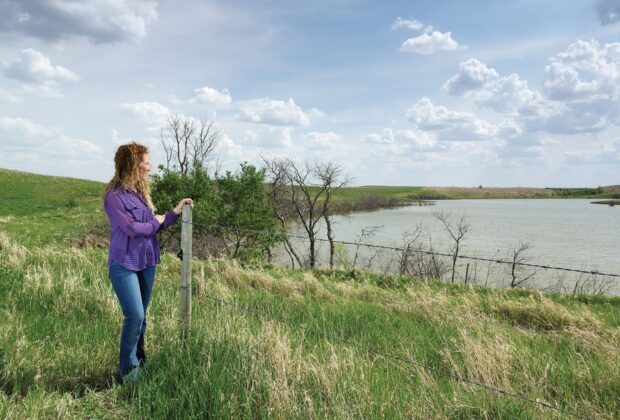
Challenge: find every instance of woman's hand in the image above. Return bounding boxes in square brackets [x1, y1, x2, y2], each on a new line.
[173, 198, 194, 215]
[155, 214, 165, 224]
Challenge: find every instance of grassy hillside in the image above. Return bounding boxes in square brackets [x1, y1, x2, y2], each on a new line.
[0, 169, 106, 246]
[0, 167, 619, 417]
[0, 168, 104, 217]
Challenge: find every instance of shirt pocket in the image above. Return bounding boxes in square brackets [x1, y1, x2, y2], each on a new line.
[127, 204, 146, 222]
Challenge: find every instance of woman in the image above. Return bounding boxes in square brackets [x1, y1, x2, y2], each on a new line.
[103, 142, 192, 383]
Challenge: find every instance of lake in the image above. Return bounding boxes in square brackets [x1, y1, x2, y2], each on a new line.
[276, 199, 620, 295]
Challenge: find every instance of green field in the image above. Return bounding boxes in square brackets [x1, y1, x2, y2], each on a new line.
[1, 168, 619, 418]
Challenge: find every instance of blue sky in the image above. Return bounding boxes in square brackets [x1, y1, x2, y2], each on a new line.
[1, 0, 619, 187]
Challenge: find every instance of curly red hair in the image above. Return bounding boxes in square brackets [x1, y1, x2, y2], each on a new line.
[103, 142, 155, 211]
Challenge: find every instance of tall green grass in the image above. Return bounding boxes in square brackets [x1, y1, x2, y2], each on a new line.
[0, 231, 618, 418]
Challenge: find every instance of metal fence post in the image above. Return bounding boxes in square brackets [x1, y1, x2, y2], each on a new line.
[180, 205, 192, 340]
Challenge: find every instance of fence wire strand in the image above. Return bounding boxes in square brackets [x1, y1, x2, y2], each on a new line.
[184, 221, 620, 279]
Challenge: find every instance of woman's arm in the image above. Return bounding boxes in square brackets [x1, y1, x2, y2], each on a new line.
[105, 192, 161, 237]
[156, 198, 193, 231]
[157, 210, 178, 231]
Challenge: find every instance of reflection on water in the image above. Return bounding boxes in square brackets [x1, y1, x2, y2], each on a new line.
[274, 199, 620, 295]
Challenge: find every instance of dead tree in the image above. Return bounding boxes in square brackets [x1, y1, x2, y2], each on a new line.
[433, 210, 471, 283]
[506, 242, 537, 288]
[313, 161, 352, 269]
[161, 114, 221, 176]
[352, 225, 382, 270]
[286, 160, 325, 269]
[263, 158, 350, 269]
[262, 158, 304, 268]
[398, 225, 425, 276]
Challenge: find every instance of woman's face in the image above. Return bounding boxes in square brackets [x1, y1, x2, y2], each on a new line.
[138, 153, 151, 180]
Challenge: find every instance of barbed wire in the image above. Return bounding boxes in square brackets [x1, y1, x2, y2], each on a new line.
[196, 288, 589, 419]
[194, 225, 620, 354]
[184, 221, 620, 280]
[38, 223, 620, 353]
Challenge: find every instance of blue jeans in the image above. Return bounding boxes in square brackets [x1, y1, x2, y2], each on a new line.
[109, 262, 156, 378]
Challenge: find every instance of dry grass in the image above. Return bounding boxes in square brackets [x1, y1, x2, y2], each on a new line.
[0, 232, 618, 418]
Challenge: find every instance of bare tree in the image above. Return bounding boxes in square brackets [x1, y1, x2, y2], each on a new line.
[397, 227, 449, 281]
[262, 158, 304, 268]
[570, 271, 613, 295]
[352, 225, 382, 270]
[161, 114, 221, 176]
[506, 242, 537, 289]
[286, 160, 325, 269]
[398, 225, 425, 276]
[433, 210, 471, 283]
[313, 161, 352, 269]
[262, 158, 351, 269]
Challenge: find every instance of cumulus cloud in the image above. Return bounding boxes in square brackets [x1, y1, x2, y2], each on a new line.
[191, 86, 232, 107]
[2, 48, 79, 98]
[441, 58, 499, 96]
[366, 128, 437, 149]
[0, 0, 158, 43]
[0, 116, 103, 171]
[391, 17, 423, 31]
[442, 51, 618, 135]
[406, 97, 497, 141]
[563, 142, 619, 164]
[596, 0, 620, 25]
[3, 48, 78, 83]
[303, 131, 341, 148]
[542, 39, 620, 101]
[121, 101, 171, 131]
[237, 97, 311, 126]
[442, 58, 548, 115]
[400, 31, 460, 54]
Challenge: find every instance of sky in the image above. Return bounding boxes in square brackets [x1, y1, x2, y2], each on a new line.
[0, 0, 619, 187]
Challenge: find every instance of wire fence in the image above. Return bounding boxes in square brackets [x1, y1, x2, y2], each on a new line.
[178, 214, 610, 417]
[31, 212, 614, 417]
[184, 221, 620, 280]
[189, 223, 620, 354]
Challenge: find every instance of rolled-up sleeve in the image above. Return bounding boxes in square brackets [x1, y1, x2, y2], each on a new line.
[105, 192, 160, 237]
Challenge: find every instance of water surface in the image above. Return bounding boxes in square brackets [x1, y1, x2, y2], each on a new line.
[277, 199, 620, 295]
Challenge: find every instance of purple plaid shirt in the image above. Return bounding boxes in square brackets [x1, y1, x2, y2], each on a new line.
[104, 188, 179, 271]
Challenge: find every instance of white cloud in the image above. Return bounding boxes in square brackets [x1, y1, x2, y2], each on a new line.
[396, 129, 438, 149]
[0, 0, 158, 43]
[400, 31, 459, 54]
[0, 116, 103, 172]
[366, 128, 438, 149]
[391, 17, 423, 31]
[191, 86, 232, 107]
[2, 48, 79, 98]
[442, 58, 548, 115]
[3, 49, 79, 83]
[442, 52, 616, 135]
[0, 87, 22, 102]
[542, 39, 620, 101]
[441, 58, 499, 96]
[563, 141, 619, 164]
[596, 0, 620, 25]
[218, 134, 245, 161]
[365, 128, 394, 144]
[237, 97, 311, 126]
[303, 131, 340, 148]
[406, 97, 497, 141]
[121, 101, 171, 132]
